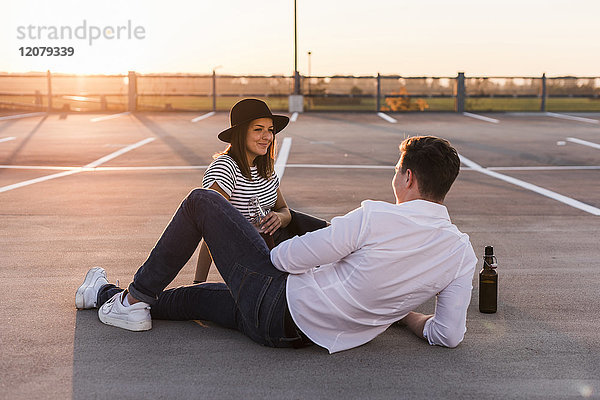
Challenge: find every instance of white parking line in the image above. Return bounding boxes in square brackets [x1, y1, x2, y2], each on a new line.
[0, 138, 155, 193]
[84, 138, 155, 168]
[459, 154, 600, 216]
[0, 170, 83, 193]
[0, 112, 46, 121]
[0, 136, 16, 143]
[286, 164, 392, 170]
[191, 111, 216, 123]
[88, 166, 209, 171]
[0, 165, 78, 171]
[90, 112, 131, 122]
[284, 164, 600, 171]
[274, 137, 292, 180]
[546, 112, 600, 124]
[566, 137, 600, 150]
[487, 165, 600, 171]
[0, 165, 207, 171]
[463, 112, 499, 124]
[3, 164, 599, 172]
[377, 112, 397, 123]
[290, 112, 299, 122]
[0, 163, 376, 172]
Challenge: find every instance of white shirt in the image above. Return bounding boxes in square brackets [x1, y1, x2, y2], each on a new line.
[270, 199, 477, 354]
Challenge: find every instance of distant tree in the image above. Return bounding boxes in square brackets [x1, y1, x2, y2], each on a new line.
[350, 86, 363, 96]
[381, 87, 429, 112]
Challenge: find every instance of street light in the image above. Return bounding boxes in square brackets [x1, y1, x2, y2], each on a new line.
[307, 51, 312, 96]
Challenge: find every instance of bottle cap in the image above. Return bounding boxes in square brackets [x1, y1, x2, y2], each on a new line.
[485, 245, 494, 256]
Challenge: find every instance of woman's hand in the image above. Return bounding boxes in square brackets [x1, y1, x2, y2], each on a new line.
[260, 211, 283, 235]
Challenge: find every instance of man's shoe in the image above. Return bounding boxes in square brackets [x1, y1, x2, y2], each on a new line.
[75, 267, 109, 309]
[98, 291, 151, 331]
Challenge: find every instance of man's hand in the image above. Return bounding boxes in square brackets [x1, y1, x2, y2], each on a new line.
[400, 311, 433, 340]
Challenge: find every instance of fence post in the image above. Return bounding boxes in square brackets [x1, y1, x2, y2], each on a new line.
[455, 72, 465, 113]
[212, 70, 217, 112]
[540, 73, 547, 112]
[288, 73, 304, 113]
[128, 71, 137, 112]
[376, 73, 381, 112]
[293, 71, 303, 95]
[46, 70, 52, 111]
[35, 90, 42, 107]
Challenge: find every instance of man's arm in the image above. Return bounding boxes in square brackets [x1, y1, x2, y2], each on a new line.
[426, 272, 473, 347]
[401, 272, 473, 348]
[400, 312, 433, 339]
[270, 206, 365, 274]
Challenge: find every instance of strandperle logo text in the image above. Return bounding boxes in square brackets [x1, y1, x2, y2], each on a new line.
[16, 20, 146, 46]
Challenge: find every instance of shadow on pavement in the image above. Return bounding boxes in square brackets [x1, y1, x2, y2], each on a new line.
[0, 115, 47, 165]
[72, 296, 599, 399]
[132, 113, 204, 166]
[72, 308, 436, 399]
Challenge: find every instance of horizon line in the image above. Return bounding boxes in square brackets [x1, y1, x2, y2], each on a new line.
[1, 71, 598, 79]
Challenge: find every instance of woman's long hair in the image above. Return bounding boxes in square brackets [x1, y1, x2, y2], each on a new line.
[215, 121, 276, 180]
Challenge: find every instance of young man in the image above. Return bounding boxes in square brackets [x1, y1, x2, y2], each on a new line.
[76, 135, 476, 354]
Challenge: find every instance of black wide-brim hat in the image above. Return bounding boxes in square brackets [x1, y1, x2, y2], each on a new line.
[218, 98, 290, 143]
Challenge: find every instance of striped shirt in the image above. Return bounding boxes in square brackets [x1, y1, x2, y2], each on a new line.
[202, 154, 279, 221]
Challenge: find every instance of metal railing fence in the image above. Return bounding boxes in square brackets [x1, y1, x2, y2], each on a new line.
[1, 71, 599, 113]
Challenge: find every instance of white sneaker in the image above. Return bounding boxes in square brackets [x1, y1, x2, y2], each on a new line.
[75, 267, 109, 309]
[98, 291, 152, 331]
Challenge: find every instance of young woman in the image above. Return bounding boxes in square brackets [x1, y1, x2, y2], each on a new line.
[194, 98, 326, 283]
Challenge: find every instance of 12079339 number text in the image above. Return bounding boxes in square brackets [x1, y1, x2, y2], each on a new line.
[19, 47, 75, 56]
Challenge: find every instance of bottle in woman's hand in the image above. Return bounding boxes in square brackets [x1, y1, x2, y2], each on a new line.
[248, 196, 275, 249]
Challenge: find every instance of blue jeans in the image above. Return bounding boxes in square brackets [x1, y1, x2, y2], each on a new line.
[97, 189, 311, 348]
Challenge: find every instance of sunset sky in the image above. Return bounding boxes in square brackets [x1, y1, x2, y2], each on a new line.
[2, 0, 599, 77]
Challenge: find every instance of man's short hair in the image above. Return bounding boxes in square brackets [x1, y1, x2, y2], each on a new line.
[400, 136, 460, 202]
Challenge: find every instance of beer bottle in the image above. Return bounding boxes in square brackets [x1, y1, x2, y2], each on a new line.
[479, 245, 498, 313]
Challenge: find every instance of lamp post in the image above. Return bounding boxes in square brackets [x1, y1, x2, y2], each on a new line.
[212, 65, 222, 112]
[307, 51, 312, 96]
[289, 0, 303, 113]
[293, 0, 300, 94]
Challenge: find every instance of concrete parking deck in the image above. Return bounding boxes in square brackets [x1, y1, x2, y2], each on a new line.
[1, 111, 599, 399]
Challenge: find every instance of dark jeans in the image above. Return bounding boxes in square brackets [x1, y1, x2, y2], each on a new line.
[97, 188, 311, 348]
